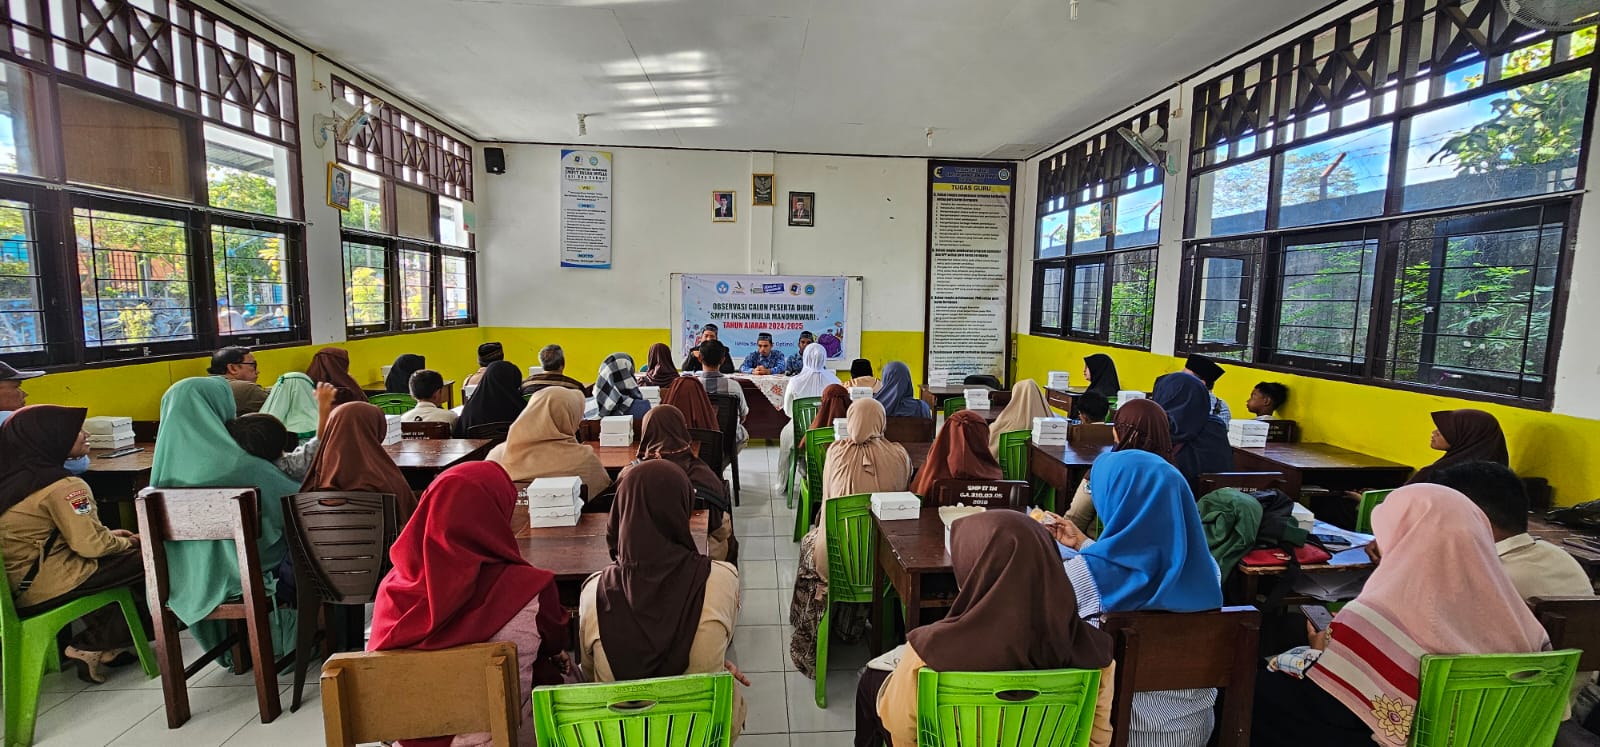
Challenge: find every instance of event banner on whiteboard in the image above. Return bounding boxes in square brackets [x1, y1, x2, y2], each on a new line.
[559, 149, 612, 269]
[679, 275, 849, 363]
[925, 160, 1014, 385]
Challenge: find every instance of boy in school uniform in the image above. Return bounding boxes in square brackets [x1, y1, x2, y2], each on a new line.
[401, 369, 458, 427]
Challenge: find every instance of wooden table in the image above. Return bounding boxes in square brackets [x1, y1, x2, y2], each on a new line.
[1027, 441, 1114, 495]
[1044, 387, 1084, 414]
[869, 508, 959, 654]
[902, 442, 931, 472]
[1231, 442, 1412, 496]
[1228, 521, 1376, 607]
[736, 378, 790, 441]
[84, 444, 156, 530]
[362, 379, 456, 408]
[384, 438, 492, 487]
[512, 506, 708, 606]
[961, 407, 1002, 424]
[585, 441, 637, 476]
[1529, 515, 1600, 584]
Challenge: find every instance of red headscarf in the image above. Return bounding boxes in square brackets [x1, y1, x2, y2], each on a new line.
[910, 410, 1003, 497]
[306, 347, 366, 406]
[802, 384, 852, 448]
[662, 376, 719, 431]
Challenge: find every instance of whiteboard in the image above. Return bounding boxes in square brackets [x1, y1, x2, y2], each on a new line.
[669, 274, 864, 370]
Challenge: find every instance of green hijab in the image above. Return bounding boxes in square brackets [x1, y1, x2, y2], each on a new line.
[260, 372, 318, 437]
[151, 377, 301, 653]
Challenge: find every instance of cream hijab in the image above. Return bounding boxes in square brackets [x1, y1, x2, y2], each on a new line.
[488, 387, 612, 493]
[822, 398, 912, 500]
[988, 378, 1051, 456]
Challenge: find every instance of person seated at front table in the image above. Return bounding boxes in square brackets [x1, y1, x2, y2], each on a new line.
[1074, 391, 1111, 425]
[681, 323, 736, 374]
[1251, 484, 1549, 747]
[520, 344, 589, 396]
[1408, 408, 1508, 484]
[872, 361, 931, 419]
[488, 387, 611, 496]
[1246, 381, 1289, 420]
[847, 358, 879, 391]
[579, 460, 749, 741]
[369, 461, 574, 747]
[0, 362, 88, 474]
[782, 331, 816, 375]
[740, 332, 787, 375]
[226, 382, 337, 481]
[0, 406, 144, 683]
[860, 510, 1117, 747]
[909, 410, 1002, 499]
[400, 369, 458, 427]
[208, 346, 269, 415]
[690, 341, 748, 450]
[593, 353, 651, 420]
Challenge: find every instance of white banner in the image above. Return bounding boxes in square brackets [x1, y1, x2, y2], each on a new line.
[560, 149, 612, 269]
[926, 161, 1014, 384]
[678, 275, 850, 365]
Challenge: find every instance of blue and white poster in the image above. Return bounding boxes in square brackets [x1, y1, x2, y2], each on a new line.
[926, 160, 1013, 384]
[679, 274, 849, 364]
[559, 149, 611, 268]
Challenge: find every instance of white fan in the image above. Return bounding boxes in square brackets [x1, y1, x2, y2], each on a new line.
[1502, 0, 1600, 31]
[1117, 124, 1180, 176]
[314, 96, 383, 148]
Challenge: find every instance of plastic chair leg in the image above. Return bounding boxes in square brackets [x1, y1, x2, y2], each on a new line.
[5, 627, 55, 747]
[114, 590, 159, 678]
[794, 488, 812, 543]
[815, 601, 831, 708]
[783, 448, 796, 507]
[289, 592, 319, 712]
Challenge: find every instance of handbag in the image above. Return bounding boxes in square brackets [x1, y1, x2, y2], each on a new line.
[1240, 544, 1333, 567]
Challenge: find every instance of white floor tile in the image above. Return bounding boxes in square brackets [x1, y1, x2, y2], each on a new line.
[735, 516, 776, 538]
[739, 668, 790, 735]
[791, 732, 855, 747]
[108, 686, 267, 746]
[734, 734, 789, 747]
[783, 669, 860, 733]
[33, 686, 163, 746]
[739, 536, 778, 560]
[219, 687, 327, 747]
[729, 625, 789, 673]
[739, 560, 780, 590]
[739, 588, 784, 626]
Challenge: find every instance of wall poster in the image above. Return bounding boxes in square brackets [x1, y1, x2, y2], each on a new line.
[560, 148, 612, 268]
[924, 160, 1015, 385]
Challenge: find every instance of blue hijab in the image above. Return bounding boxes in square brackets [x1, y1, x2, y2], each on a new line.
[874, 361, 930, 419]
[1078, 449, 1221, 613]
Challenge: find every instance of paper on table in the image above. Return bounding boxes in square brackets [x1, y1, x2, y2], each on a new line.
[867, 643, 907, 672]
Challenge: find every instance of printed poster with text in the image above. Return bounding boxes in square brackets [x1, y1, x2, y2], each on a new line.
[926, 160, 1014, 385]
[679, 275, 849, 364]
[560, 149, 612, 268]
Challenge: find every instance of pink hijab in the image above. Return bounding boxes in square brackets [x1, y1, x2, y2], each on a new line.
[1308, 484, 1548, 746]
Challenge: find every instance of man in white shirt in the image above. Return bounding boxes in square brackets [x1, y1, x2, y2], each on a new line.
[691, 341, 747, 450]
[400, 369, 458, 427]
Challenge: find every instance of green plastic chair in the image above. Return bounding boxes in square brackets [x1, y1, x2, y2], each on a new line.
[795, 426, 836, 542]
[531, 672, 734, 747]
[786, 396, 822, 508]
[996, 430, 1056, 512]
[1356, 489, 1395, 534]
[915, 667, 1102, 747]
[815, 494, 877, 707]
[1408, 650, 1580, 747]
[942, 397, 967, 419]
[367, 393, 418, 415]
[0, 545, 158, 746]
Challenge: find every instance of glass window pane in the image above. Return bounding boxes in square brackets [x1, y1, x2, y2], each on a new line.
[212, 225, 291, 336]
[438, 196, 469, 248]
[1189, 238, 1261, 361]
[0, 198, 45, 353]
[400, 248, 432, 324]
[340, 169, 385, 232]
[1113, 185, 1162, 249]
[1192, 158, 1269, 238]
[0, 61, 43, 176]
[1038, 211, 1069, 259]
[205, 124, 295, 218]
[1036, 265, 1064, 330]
[1401, 70, 1590, 212]
[1279, 124, 1392, 228]
[1272, 236, 1377, 363]
[60, 86, 192, 201]
[343, 239, 388, 328]
[1071, 203, 1106, 254]
[442, 254, 470, 320]
[1069, 262, 1103, 334]
[1109, 249, 1156, 349]
[75, 207, 194, 347]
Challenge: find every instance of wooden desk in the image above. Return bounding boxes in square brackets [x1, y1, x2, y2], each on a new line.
[585, 441, 637, 476]
[869, 508, 958, 654]
[902, 442, 931, 472]
[383, 438, 491, 487]
[84, 444, 156, 530]
[1228, 522, 1375, 607]
[1027, 442, 1114, 495]
[363, 379, 457, 408]
[1231, 442, 1412, 497]
[1044, 387, 1083, 414]
[962, 407, 1002, 424]
[1529, 515, 1600, 583]
[511, 506, 708, 606]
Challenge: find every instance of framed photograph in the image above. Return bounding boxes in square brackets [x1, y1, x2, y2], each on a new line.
[752, 173, 774, 206]
[327, 162, 351, 211]
[712, 190, 737, 222]
[788, 191, 815, 227]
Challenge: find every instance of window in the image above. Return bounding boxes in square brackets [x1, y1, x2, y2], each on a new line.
[1069, 264, 1104, 335]
[0, 198, 44, 353]
[0, 61, 43, 177]
[212, 224, 292, 337]
[442, 253, 472, 321]
[1038, 211, 1069, 259]
[75, 206, 194, 349]
[1192, 158, 1268, 238]
[205, 125, 296, 218]
[330, 77, 473, 201]
[1267, 231, 1378, 370]
[59, 86, 191, 201]
[1279, 124, 1391, 228]
[438, 196, 469, 248]
[342, 169, 385, 232]
[343, 240, 389, 332]
[1109, 249, 1157, 349]
[400, 247, 433, 326]
[1182, 238, 1262, 361]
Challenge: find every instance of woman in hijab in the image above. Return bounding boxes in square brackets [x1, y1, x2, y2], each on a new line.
[463, 341, 505, 395]
[662, 375, 720, 431]
[384, 354, 426, 394]
[873, 361, 931, 419]
[639, 342, 681, 389]
[489, 388, 611, 495]
[986, 378, 1051, 456]
[1062, 398, 1174, 534]
[370, 461, 571, 747]
[151, 377, 301, 658]
[1151, 370, 1233, 485]
[578, 461, 747, 737]
[909, 410, 1002, 499]
[635, 405, 736, 562]
[779, 344, 834, 489]
[1252, 484, 1549, 747]
[453, 360, 524, 438]
[1083, 354, 1121, 399]
[860, 510, 1117, 747]
[1046, 449, 1223, 747]
[300, 402, 417, 521]
[261, 372, 321, 441]
[848, 359, 879, 391]
[790, 398, 911, 678]
[0, 406, 143, 683]
[594, 353, 651, 419]
[306, 347, 366, 406]
[1408, 409, 1509, 484]
[800, 384, 853, 452]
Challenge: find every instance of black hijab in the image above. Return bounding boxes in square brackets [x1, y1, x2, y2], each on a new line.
[454, 361, 525, 436]
[1084, 354, 1121, 398]
[0, 405, 86, 515]
[385, 354, 426, 394]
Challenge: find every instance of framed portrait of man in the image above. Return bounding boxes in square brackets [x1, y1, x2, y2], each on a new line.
[788, 191, 815, 227]
[712, 191, 737, 222]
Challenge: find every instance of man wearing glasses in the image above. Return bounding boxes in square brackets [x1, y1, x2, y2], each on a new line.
[209, 346, 268, 415]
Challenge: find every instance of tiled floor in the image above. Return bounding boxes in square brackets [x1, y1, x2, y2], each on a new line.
[16, 444, 867, 746]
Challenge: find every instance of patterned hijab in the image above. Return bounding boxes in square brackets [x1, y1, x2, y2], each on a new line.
[595, 353, 646, 417]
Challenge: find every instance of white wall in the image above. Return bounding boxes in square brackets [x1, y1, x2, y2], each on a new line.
[476, 145, 931, 332]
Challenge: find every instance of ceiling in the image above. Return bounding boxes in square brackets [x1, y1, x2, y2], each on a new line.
[232, 0, 1328, 158]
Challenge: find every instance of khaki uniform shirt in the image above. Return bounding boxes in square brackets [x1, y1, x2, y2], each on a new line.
[228, 378, 270, 415]
[0, 477, 133, 608]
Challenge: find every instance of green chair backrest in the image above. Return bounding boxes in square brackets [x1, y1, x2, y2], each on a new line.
[368, 393, 418, 415]
[531, 672, 734, 747]
[1409, 650, 1580, 747]
[804, 426, 836, 500]
[1356, 489, 1394, 534]
[996, 430, 1031, 482]
[0, 542, 21, 632]
[943, 397, 967, 419]
[916, 667, 1101, 747]
[792, 397, 822, 441]
[824, 494, 877, 605]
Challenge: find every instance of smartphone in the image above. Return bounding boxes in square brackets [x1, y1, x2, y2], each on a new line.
[1309, 532, 1352, 548]
[1301, 604, 1335, 632]
[101, 446, 144, 459]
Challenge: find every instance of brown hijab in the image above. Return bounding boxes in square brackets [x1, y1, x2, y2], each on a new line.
[822, 398, 912, 500]
[596, 460, 713, 680]
[910, 410, 1004, 497]
[802, 384, 852, 448]
[1410, 409, 1510, 484]
[1112, 398, 1174, 461]
[640, 343, 680, 388]
[487, 388, 611, 493]
[909, 510, 1113, 672]
[635, 405, 728, 512]
[987, 378, 1051, 455]
[300, 402, 417, 520]
[0, 405, 85, 515]
[306, 347, 366, 405]
[662, 376, 718, 431]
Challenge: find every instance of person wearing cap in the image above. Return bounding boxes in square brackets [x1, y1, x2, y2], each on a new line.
[208, 346, 269, 416]
[463, 341, 506, 398]
[740, 332, 787, 375]
[782, 331, 816, 375]
[681, 324, 735, 374]
[0, 363, 89, 475]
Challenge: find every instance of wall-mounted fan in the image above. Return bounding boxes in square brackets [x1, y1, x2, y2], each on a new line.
[1117, 124, 1180, 176]
[1502, 0, 1600, 31]
[314, 97, 383, 148]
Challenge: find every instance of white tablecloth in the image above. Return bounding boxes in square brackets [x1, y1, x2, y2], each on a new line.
[731, 374, 789, 410]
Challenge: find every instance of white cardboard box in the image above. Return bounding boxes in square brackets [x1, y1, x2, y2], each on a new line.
[1228, 419, 1270, 436]
[1228, 434, 1268, 448]
[964, 388, 991, 409]
[1291, 502, 1315, 531]
[927, 368, 955, 387]
[87, 434, 135, 449]
[871, 492, 921, 521]
[1032, 417, 1070, 436]
[528, 496, 584, 521]
[1047, 371, 1073, 390]
[939, 506, 986, 557]
[83, 416, 133, 435]
[833, 418, 850, 440]
[383, 415, 402, 445]
[599, 433, 631, 448]
[600, 415, 633, 434]
[1117, 390, 1146, 406]
[526, 476, 583, 509]
[848, 386, 874, 401]
[639, 386, 661, 403]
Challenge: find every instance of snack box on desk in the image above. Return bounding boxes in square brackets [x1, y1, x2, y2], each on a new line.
[83, 416, 134, 436]
[833, 418, 849, 440]
[1228, 419, 1270, 437]
[1117, 390, 1146, 406]
[964, 388, 991, 409]
[639, 386, 661, 404]
[526, 476, 583, 509]
[848, 386, 874, 401]
[528, 497, 584, 528]
[1032, 417, 1070, 445]
[940, 505, 986, 557]
[871, 492, 921, 521]
[87, 434, 135, 449]
[1291, 502, 1315, 531]
[600, 415, 633, 434]
[1047, 371, 1073, 390]
[1228, 433, 1268, 448]
[598, 433, 632, 448]
[383, 415, 402, 445]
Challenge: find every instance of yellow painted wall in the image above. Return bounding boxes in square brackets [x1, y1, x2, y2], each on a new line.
[1015, 334, 1600, 507]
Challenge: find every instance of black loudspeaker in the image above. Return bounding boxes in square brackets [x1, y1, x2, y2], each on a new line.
[484, 147, 506, 174]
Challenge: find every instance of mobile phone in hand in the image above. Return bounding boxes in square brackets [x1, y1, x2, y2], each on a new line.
[1301, 604, 1334, 632]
